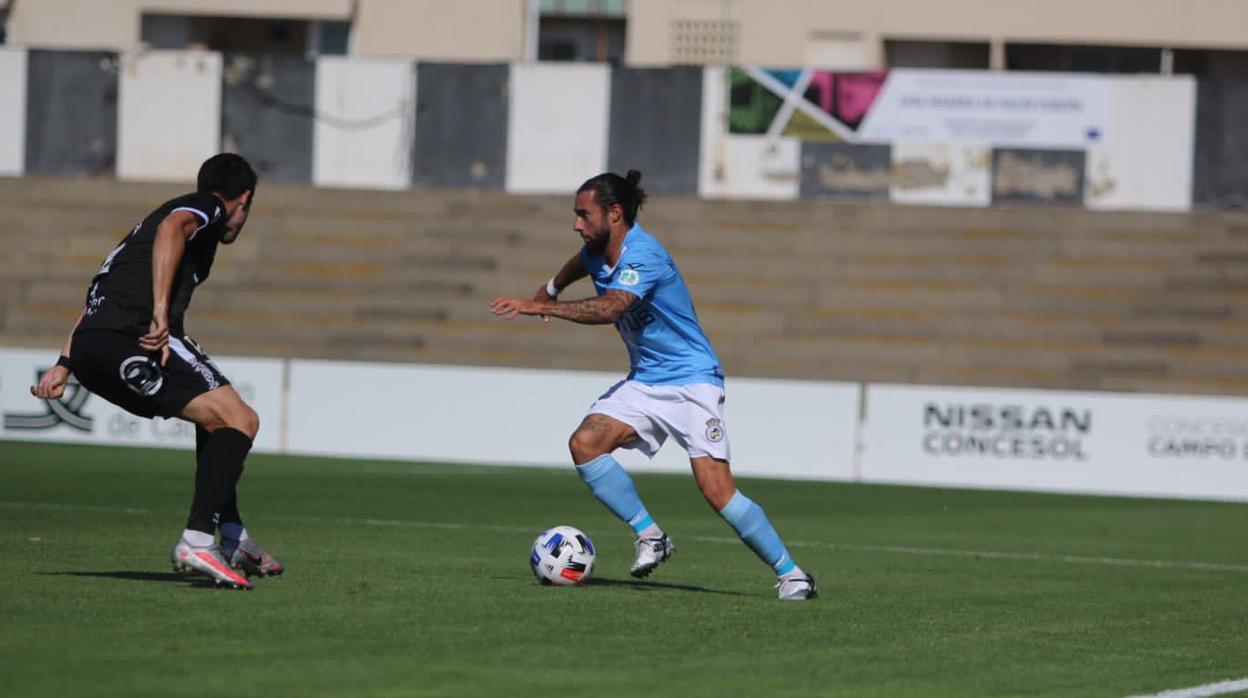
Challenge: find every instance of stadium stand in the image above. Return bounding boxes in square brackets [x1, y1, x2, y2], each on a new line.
[2, 175, 1245, 396]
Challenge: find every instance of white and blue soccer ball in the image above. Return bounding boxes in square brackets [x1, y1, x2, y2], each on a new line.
[530, 526, 596, 586]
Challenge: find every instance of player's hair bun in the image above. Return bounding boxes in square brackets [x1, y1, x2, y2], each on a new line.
[625, 170, 648, 208]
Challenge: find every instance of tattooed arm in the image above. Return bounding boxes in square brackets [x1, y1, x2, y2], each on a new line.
[490, 289, 637, 325]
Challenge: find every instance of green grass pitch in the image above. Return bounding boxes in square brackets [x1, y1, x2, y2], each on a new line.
[2, 440, 1246, 697]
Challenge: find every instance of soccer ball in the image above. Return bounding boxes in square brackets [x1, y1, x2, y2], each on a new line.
[530, 526, 596, 586]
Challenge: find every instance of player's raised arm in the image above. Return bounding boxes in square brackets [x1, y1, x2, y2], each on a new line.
[141, 209, 200, 364]
[531, 252, 590, 322]
[490, 288, 637, 325]
[537, 252, 589, 301]
[30, 307, 85, 400]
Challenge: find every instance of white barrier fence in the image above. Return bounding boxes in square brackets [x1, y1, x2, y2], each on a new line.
[2, 347, 1245, 501]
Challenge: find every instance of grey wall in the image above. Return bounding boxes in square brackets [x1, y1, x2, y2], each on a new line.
[411, 63, 508, 189]
[26, 50, 117, 176]
[1192, 79, 1248, 210]
[607, 67, 702, 195]
[221, 54, 315, 183]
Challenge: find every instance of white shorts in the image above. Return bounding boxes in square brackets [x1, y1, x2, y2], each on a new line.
[587, 380, 731, 461]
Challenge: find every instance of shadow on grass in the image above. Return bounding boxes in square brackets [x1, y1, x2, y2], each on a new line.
[584, 576, 751, 597]
[42, 570, 219, 589]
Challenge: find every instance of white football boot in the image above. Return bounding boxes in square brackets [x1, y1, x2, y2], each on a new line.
[170, 538, 253, 590]
[776, 573, 817, 601]
[629, 534, 675, 578]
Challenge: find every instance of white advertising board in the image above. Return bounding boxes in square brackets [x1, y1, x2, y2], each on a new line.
[859, 69, 1111, 149]
[862, 383, 1248, 501]
[117, 50, 222, 182]
[286, 360, 859, 481]
[0, 347, 285, 453]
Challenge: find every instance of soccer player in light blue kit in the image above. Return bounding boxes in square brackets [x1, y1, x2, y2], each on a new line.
[490, 171, 816, 600]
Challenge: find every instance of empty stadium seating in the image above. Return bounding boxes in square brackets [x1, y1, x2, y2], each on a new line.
[2, 176, 1245, 395]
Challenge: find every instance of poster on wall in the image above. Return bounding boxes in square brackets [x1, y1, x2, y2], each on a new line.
[730, 67, 1112, 149]
[0, 347, 285, 453]
[857, 70, 1111, 148]
[729, 67, 887, 141]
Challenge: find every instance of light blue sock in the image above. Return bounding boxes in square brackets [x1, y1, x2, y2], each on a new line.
[576, 454, 656, 534]
[718, 490, 797, 576]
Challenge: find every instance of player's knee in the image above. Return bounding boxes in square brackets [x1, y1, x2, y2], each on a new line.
[700, 483, 736, 511]
[568, 429, 609, 464]
[236, 406, 260, 440]
[223, 404, 259, 440]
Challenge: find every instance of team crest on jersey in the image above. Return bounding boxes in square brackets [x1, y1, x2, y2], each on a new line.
[617, 268, 640, 286]
[705, 418, 724, 442]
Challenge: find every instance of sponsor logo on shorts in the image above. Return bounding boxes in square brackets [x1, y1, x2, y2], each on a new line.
[120, 356, 165, 396]
[705, 418, 724, 442]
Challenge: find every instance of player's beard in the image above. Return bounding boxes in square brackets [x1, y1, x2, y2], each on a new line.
[583, 224, 610, 253]
[220, 224, 243, 245]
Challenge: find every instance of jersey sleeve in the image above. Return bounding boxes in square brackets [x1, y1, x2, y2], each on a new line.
[169, 194, 224, 238]
[604, 247, 667, 299]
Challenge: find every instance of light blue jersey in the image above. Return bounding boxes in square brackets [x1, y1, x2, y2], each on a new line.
[581, 223, 723, 386]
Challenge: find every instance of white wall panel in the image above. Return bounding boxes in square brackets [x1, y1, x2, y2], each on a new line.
[1085, 76, 1196, 212]
[117, 50, 222, 182]
[0, 48, 27, 177]
[313, 55, 415, 190]
[505, 62, 609, 194]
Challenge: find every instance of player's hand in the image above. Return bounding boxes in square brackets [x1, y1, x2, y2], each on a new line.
[30, 365, 70, 400]
[532, 284, 556, 323]
[489, 296, 538, 320]
[140, 313, 170, 366]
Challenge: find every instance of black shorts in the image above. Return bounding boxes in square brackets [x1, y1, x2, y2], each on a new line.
[70, 330, 231, 419]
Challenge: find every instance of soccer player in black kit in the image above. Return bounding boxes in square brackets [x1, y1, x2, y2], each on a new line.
[30, 153, 283, 590]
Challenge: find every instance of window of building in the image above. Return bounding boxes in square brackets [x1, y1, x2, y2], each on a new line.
[140, 14, 351, 57]
[537, 0, 626, 63]
[1172, 48, 1248, 77]
[1007, 43, 1162, 74]
[885, 40, 990, 69]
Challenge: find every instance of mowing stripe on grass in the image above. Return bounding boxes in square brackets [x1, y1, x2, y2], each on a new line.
[5, 500, 1248, 575]
[1122, 677, 1248, 698]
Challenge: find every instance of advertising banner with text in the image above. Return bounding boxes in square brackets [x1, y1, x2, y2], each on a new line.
[862, 383, 1248, 501]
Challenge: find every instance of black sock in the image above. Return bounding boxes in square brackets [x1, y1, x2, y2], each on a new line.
[196, 426, 245, 531]
[186, 427, 253, 535]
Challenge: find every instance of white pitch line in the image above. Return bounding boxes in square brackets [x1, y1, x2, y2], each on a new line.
[1122, 677, 1248, 698]
[5, 500, 1248, 575]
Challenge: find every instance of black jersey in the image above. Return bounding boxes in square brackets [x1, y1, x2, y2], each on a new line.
[77, 192, 226, 338]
